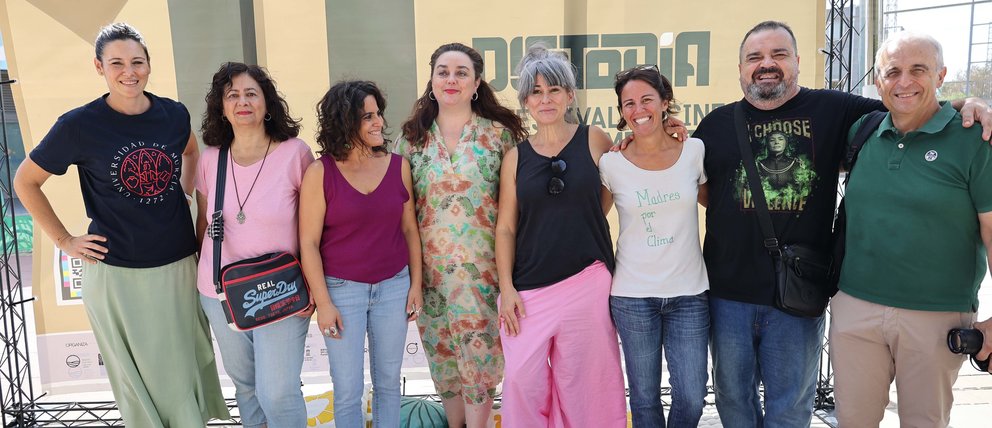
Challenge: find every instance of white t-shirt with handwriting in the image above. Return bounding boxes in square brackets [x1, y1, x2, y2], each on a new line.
[600, 137, 709, 298]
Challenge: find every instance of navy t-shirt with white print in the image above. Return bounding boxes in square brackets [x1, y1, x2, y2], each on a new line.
[31, 92, 197, 268]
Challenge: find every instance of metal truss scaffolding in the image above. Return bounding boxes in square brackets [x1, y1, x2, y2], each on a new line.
[0, 77, 36, 427]
[819, 0, 863, 420]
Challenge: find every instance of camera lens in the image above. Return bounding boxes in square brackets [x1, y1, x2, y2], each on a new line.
[947, 328, 984, 355]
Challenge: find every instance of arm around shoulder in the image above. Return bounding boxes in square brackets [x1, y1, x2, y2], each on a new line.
[952, 97, 992, 142]
[588, 126, 614, 165]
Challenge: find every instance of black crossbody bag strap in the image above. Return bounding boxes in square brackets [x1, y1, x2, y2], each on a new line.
[734, 102, 781, 255]
[843, 111, 887, 180]
[829, 111, 887, 282]
[212, 146, 229, 294]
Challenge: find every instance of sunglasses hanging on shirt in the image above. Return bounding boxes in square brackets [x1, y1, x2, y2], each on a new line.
[548, 157, 567, 195]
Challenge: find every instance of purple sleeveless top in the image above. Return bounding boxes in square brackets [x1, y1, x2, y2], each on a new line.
[319, 153, 410, 283]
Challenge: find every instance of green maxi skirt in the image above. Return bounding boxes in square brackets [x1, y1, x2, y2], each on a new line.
[82, 255, 230, 427]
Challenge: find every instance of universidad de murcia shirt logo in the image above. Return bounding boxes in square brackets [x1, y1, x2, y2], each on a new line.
[109, 141, 181, 205]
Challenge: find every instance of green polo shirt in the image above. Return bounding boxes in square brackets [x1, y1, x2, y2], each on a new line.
[839, 102, 992, 312]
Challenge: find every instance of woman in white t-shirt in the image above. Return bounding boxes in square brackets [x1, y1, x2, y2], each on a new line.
[600, 65, 710, 428]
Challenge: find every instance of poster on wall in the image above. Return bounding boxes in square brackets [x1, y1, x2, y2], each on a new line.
[37, 332, 107, 391]
[54, 249, 84, 306]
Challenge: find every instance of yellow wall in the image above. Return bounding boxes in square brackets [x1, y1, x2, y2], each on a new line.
[253, 0, 329, 144]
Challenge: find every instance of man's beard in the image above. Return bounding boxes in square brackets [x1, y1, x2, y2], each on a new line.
[745, 66, 797, 101]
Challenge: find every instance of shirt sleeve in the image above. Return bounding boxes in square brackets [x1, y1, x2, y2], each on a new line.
[694, 139, 708, 185]
[392, 136, 411, 159]
[599, 153, 614, 192]
[194, 148, 211, 196]
[499, 126, 517, 155]
[845, 115, 868, 151]
[969, 142, 992, 214]
[293, 139, 316, 189]
[843, 93, 885, 131]
[30, 114, 80, 175]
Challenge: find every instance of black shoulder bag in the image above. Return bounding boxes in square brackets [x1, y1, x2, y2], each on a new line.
[734, 103, 831, 318]
[829, 111, 887, 286]
[209, 145, 311, 331]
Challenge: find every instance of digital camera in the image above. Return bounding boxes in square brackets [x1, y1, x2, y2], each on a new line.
[947, 328, 990, 372]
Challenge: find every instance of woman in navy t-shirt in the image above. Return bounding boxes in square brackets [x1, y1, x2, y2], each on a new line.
[13, 23, 229, 426]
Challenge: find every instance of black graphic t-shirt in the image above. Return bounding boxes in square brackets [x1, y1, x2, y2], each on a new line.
[693, 88, 882, 306]
[31, 92, 197, 268]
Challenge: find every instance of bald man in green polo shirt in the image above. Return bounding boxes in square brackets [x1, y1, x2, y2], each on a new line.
[829, 31, 992, 427]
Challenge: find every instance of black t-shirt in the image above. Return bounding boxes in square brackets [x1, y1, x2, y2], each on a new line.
[693, 88, 882, 306]
[31, 92, 197, 268]
[513, 125, 615, 290]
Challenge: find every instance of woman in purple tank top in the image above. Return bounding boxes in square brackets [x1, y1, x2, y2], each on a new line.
[299, 80, 423, 428]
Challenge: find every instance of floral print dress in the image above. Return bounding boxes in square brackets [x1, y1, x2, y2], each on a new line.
[393, 115, 515, 404]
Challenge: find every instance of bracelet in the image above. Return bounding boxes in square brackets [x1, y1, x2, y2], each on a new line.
[185, 193, 193, 203]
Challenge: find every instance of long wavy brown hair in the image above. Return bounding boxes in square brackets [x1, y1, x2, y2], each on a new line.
[400, 43, 527, 146]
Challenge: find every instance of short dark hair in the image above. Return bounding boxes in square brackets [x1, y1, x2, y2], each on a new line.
[316, 80, 390, 161]
[200, 62, 301, 147]
[95, 23, 149, 61]
[613, 65, 679, 131]
[739, 21, 798, 61]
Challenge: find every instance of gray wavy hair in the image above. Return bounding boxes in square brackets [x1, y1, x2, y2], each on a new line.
[515, 43, 579, 123]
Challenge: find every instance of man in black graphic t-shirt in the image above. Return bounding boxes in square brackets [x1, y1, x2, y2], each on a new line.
[693, 21, 992, 428]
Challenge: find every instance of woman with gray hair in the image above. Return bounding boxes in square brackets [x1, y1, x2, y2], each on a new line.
[493, 44, 626, 427]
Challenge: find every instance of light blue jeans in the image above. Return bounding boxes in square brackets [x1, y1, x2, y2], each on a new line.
[199, 293, 309, 428]
[324, 266, 410, 428]
[709, 296, 824, 428]
[610, 292, 710, 428]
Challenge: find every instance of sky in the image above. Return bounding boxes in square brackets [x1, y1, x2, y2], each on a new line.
[887, 0, 992, 80]
[0, 33, 6, 69]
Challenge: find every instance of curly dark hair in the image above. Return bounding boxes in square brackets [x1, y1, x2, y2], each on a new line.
[400, 42, 527, 146]
[201, 62, 301, 147]
[613, 65, 680, 131]
[315, 80, 390, 161]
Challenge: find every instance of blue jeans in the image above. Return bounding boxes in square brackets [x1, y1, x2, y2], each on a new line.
[324, 266, 410, 428]
[199, 293, 308, 428]
[611, 292, 710, 428]
[709, 296, 824, 428]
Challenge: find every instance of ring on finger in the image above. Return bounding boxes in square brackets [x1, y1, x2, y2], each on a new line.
[329, 327, 338, 336]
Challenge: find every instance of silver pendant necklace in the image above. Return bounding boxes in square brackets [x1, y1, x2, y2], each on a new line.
[230, 140, 272, 224]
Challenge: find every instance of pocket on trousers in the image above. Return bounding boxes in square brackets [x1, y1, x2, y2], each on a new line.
[325, 277, 347, 288]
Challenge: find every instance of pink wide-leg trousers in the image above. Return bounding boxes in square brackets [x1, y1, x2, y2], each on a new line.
[499, 261, 627, 428]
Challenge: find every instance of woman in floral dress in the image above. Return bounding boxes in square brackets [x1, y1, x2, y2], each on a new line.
[394, 42, 526, 428]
